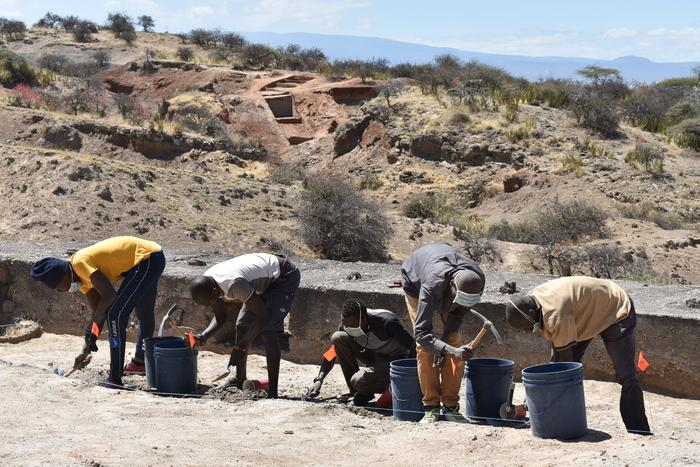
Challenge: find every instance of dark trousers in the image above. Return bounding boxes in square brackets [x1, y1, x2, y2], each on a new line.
[106, 251, 165, 383]
[331, 331, 393, 396]
[551, 304, 650, 433]
[234, 259, 300, 397]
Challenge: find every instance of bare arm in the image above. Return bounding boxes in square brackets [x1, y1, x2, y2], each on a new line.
[198, 300, 230, 343]
[90, 270, 117, 328]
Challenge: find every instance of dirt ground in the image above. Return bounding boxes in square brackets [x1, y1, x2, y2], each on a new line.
[1, 334, 698, 466]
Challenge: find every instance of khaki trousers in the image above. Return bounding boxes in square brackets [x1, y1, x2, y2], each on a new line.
[404, 293, 463, 407]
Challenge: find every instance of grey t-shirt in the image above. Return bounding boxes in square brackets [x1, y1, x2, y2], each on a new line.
[205, 253, 281, 302]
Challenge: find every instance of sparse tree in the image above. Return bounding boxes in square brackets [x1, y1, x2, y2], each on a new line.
[137, 15, 154, 32]
[453, 226, 501, 264]
[576, 65, 622, 87]
[242, 43, 277, 68]
[106, 12, 137, 44]
[189, 28, 216, 47]
[0, 19, 26, 41]
[92, 49, 111, 68]
[376, 79, 404, 109]
[582, 243, 626, 279]
[222, 32, 246, 49]
[61, 15, 80, 31]
[298, 176, 393, 262]
[35, 12, 63, 29]
[71, 20, 98, 43]
[176, 46, 193, 62]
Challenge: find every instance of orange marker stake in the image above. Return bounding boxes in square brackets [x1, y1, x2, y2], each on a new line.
[188, 331, 196, 348]
[323, 345, 336, 362]
[638, 351, 650, 372]
[91, 321, 100, 337]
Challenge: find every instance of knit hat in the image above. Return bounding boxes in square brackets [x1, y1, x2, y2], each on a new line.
[30, 257, 70, 289]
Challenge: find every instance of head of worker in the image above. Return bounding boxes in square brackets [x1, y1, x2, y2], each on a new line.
[448, 269, 484, 311]
[505, 295, 540, 332]
[31, 257, 78, 293]
[341, 299, 369, 337]
[190, 275, 221, 307]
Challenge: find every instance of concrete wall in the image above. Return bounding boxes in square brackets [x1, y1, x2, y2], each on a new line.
[1, 241, 698, 398]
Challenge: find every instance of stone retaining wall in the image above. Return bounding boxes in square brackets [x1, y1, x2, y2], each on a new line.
[1, 241, 698, 398]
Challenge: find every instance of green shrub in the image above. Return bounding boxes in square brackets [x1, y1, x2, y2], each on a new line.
[359, 173, 383, 190]
[506, 119, 533, 142]
[569, 87, 620, 137]
[267, 162, 305, 186]
[619, 201, 684, 230]
[670, 118, 700, 151]
[0, 50, 36, 88]
[298, 176, 392, 261]
[625, 138, 665, 173]
[560, 154, 584, 175]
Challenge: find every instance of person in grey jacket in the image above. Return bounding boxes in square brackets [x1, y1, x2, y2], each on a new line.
[304, 300, 414, 407]
[401, 243, 485, 423]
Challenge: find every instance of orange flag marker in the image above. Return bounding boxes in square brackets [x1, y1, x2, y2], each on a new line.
[323, 345, 336, 362]
[638, 351, 650, 372]
[91, 322, 100, 337]
[188, 331, 196, 348]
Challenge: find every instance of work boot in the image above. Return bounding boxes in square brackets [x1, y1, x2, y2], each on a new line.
[348, 392, 373, 408]
[123, 360, 146, 375]
[442, 405, 468, 423]
[419, 406, 441, 424]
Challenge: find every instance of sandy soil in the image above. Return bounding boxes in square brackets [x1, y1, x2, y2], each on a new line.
[1, 333, 698, 466]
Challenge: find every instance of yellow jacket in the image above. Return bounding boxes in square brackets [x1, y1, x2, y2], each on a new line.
[529, 276, 631, 349]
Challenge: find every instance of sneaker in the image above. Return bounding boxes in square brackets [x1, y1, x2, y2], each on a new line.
[123, 360, 145, 375]
[419, 406, 441, 424]
[349, 393, 373, 408]
[442, 405, 468, 423]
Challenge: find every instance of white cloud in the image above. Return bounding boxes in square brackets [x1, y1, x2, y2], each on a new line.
[404, 27, 700, 62]
[604, 27, 639, 39]
[236, 0, 370, 30]
[188, 5, 216, 16]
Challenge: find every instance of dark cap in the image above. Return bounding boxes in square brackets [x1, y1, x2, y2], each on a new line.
[31, 257, 70, 289]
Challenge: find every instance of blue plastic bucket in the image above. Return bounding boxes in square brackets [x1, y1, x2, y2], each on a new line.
[144, 336, 183, 389]
[465, 358, 516, 423]
[390, 358, 424, 422]
[522, 362, 587, 439]
[153, 338, 198, 395]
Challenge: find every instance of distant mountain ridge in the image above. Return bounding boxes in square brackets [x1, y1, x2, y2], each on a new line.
[240, 31, 700, 83]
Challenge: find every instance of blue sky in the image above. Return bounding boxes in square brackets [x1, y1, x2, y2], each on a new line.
[1, 0, 699, 61]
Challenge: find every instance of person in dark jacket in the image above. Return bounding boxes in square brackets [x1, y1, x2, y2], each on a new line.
[401, 243, 486, 423]
[304, 300, 414, 407]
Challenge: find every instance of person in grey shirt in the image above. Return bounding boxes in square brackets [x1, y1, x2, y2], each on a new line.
[304, 300, 414, 407]
[401, 243, 485, 423]
[190, 253, 300, 398]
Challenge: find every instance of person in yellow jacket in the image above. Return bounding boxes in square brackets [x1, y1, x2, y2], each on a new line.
[31, 236, 166, 387]
[505, 276, 650, 434]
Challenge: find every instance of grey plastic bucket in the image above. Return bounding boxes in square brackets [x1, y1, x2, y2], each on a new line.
[465, 358, 516, 423]
[389, 358, 424, 422]
[522, 362, 587, 439]
[144, 336, 182, 389]
[153, 338, 198, 395]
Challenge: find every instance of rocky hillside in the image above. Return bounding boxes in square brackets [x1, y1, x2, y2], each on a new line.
[0, 26, 698, 284]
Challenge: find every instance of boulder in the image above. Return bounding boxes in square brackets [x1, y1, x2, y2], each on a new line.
[43, 125, 82, 151]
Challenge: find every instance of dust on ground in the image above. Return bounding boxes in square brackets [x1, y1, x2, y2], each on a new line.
[1, 333, 698, 466]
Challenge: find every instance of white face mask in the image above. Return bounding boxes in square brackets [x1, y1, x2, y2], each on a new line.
[68, 270, 81, 293]
[345, 327, 365, 338]
[344, 310, 366, 338]
[454, 290, 481, 308]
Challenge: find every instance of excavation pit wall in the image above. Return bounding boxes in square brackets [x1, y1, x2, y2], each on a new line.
[0, 241, 698, 399]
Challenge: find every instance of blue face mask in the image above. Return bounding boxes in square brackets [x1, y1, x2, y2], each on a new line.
[454, 291, 481, 308]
